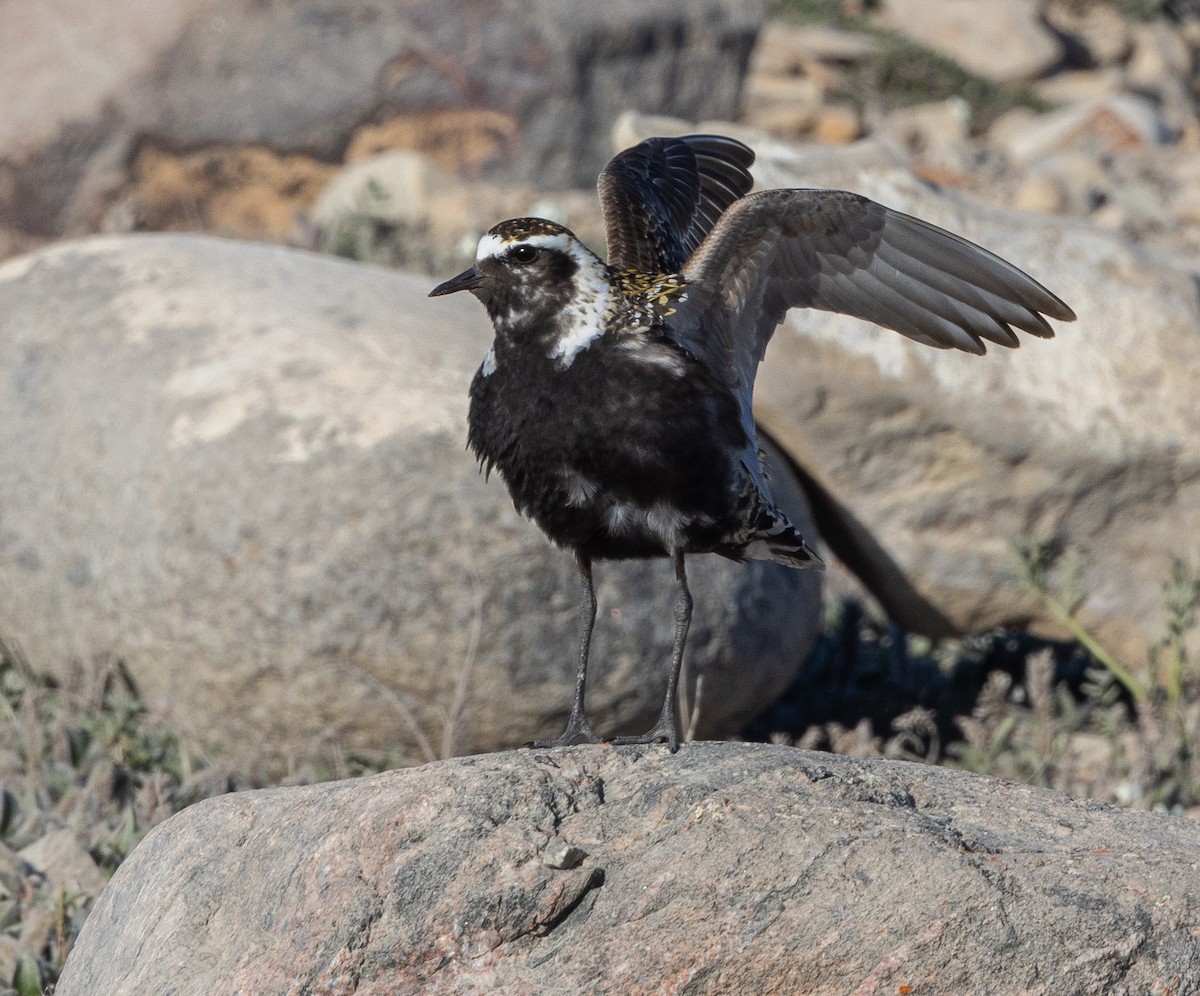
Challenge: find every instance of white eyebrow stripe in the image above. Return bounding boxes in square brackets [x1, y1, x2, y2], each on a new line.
[520, 234, 573, 251]
[475, 231, 575, 262]
[476, 233, 507, 261]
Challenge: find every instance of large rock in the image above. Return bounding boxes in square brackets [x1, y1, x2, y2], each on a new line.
[0, 0, 762, 253]
[990, 94, 1173, 164]
[618, 113, 1200, 667]
[56, 742, 1200, 994]
[878, 0, 1062, 83]
[0, 234, 820, 768]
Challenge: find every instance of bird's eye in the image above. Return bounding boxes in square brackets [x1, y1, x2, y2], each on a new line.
[508, 244, 539, 264]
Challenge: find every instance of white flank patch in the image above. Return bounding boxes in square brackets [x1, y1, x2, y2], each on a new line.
[480, 346, 497, 376]
[617, 338, 686, 376]
[605, 502, 635, 535]
[561, 471, 600, 508]
[603, 500, 690, 549]
[645, 503, 689, 549]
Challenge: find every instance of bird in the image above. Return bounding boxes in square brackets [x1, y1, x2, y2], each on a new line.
[429, 133, 1075, 752]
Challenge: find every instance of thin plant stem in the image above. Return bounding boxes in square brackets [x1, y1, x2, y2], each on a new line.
[1035, 588, 1147, 703]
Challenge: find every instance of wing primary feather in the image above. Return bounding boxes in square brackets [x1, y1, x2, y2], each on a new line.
[868, 257, 1022, 348]
[805, 265, 975, 351]
[697, 155, 755, 186]
[682, 134, 757, 167]
[692, 200, 722, 234]
[886, 213, 1075, 321]
[1016, 309, 1055, 338]
[849, 268, 989, 353]
[873, 239, 1060, 337]
[600, 133, 755, 272]
[669, 166, 1075, 392]
[697, 169, 750, 207]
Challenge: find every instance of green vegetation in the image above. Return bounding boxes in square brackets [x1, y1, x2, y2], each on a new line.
[319, 178, 415, 268]
[999, 540, 1200, 811]
[866, 35, 1049, 133]
[0, 648, 231, 993]
[769, 0, 1052, 133]
[317, 179, 471, 275]
[1091, 0, 1170, 21]
[771, 0, 1172, 25]
[769, 0, 863, 25]
[1014, 538, 1148, 701]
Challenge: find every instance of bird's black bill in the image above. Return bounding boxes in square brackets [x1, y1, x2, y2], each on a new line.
[429, 267, 483, 297]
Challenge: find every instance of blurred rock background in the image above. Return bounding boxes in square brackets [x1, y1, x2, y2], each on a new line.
[4, 0, 1200, 265]
[3, 1, 1200, 989]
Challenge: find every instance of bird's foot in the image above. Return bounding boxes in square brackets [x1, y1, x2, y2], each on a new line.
[526, 711, 604, 749]
[609, 719, 680, 754]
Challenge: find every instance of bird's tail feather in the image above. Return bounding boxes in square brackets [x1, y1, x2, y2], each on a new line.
[738, 512, 825, 571]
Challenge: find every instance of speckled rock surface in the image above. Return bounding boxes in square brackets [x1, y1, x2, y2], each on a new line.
[57, 742, 1200, 995]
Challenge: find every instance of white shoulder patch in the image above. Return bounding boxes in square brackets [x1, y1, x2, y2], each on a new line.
[549, 249, 611, 368]
[617, 338, 686, 376]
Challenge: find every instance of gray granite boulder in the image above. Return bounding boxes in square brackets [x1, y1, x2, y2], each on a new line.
[755, 141, 1200, 665]
[879, 0, 1062, 83]
[56, 742, 1200, 994]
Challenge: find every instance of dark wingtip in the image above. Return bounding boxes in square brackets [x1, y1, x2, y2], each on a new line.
[1050, 300, 1078, 323]
[1011, 278, 1076, 325]
[679, 133, 756, 169]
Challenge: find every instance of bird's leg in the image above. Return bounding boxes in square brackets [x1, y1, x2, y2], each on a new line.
[612, 550, 692, 753]
[527, 553, 604, 748]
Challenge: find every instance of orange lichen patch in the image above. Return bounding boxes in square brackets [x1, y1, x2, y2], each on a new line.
[345, 109, 519, 175]
[128, 144, 338, 239]
[909, 163, 974, 189]
[1067, 105, 1149, 154]
[812, 104, 862, 145]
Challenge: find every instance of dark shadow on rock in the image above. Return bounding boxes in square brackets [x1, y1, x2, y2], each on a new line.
[758, 425, 959, 638]
[748, 429, 1102, 752]
[741, 602, 1099, 751]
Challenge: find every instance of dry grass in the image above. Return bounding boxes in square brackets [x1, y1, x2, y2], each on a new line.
[0, 646, 233, 994]
[749, 543, 1200, 817]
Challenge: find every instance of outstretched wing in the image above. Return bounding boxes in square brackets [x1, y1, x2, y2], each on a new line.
[598, 134, 755, 273]
[680, 188, 1077, 391]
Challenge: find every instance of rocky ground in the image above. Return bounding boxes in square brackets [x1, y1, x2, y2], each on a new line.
[297, 0, 1200, 278]
[745, 1, 1200, 263]
[4, 2, 1199, 273]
